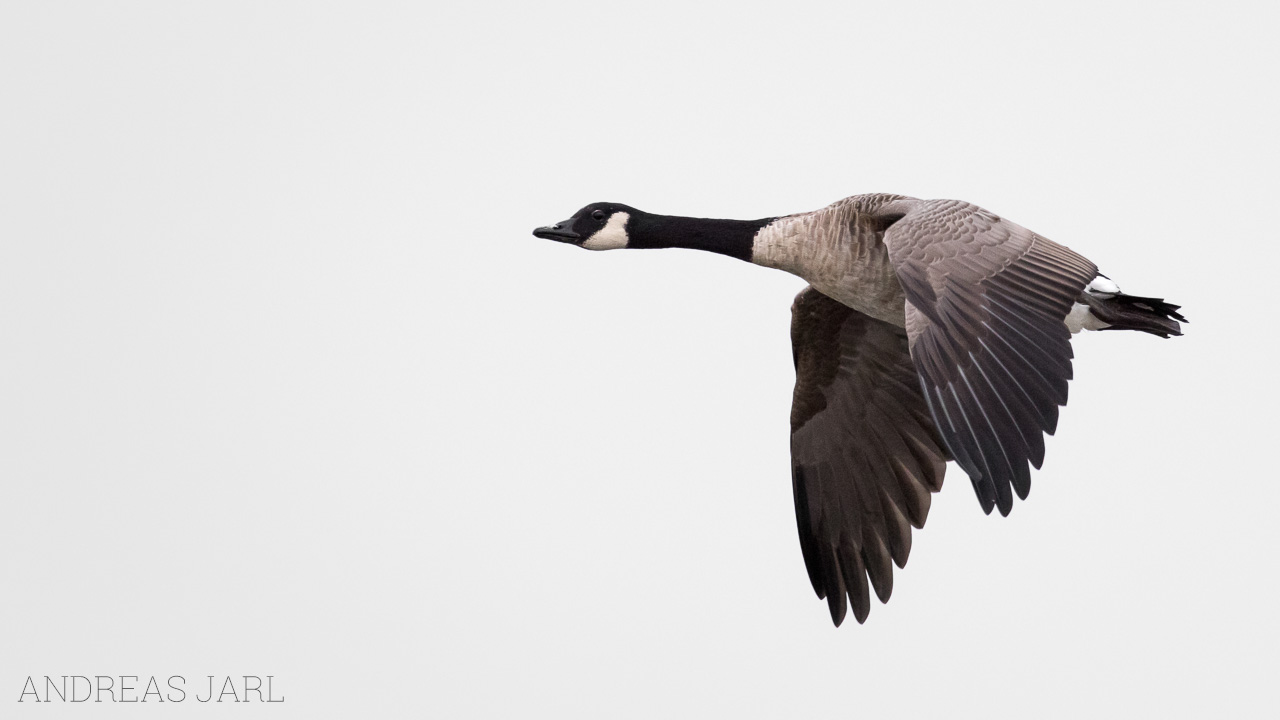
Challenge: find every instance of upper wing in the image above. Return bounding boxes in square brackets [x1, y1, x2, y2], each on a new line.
[883, 199, 1098, 516]
[790, 287, 949, 626]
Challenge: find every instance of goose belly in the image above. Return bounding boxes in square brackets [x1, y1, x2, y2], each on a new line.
[808, 261, 908, 327]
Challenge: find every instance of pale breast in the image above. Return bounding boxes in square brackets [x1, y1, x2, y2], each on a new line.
[752, 197, 908, 327]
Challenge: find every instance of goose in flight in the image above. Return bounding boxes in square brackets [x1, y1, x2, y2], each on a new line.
[533, 193, 1185, 626]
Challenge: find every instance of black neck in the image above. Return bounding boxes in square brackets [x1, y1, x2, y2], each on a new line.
[627, 212, 774, 262]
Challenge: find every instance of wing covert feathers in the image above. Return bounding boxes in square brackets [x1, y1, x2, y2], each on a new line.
[885, 201, 1098, 516]
[790, 287, 949, 626]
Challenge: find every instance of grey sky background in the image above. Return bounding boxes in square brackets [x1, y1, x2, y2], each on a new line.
[2, 1, 1277, 717]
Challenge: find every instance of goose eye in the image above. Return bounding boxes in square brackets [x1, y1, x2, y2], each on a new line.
[591, 210, 606, 221]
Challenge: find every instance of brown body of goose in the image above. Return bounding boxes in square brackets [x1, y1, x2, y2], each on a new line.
[534, 193, 1185, 626]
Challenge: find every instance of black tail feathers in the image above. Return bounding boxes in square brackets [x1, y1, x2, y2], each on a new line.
[1081, 292, 1187, 338]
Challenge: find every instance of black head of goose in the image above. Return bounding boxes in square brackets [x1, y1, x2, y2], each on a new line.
[534, 202, 774, 259]
[534, 193, 1186, 627]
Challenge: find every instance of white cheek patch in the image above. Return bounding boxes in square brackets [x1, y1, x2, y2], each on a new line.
[582, 211, 630, 250]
